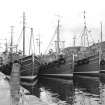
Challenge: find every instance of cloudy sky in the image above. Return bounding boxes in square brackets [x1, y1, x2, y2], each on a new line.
[0, 0, 105, 54]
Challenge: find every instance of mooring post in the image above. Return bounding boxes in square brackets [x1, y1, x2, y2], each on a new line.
[10, 63, 21, 105]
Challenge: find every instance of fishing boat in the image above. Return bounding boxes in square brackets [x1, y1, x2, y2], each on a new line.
[39, 19, 74, 79]
[74, 43, 105, 76]
[0, 52, 40, 86]
[0, 13, 41, 84]
[74, 11, 105, 76]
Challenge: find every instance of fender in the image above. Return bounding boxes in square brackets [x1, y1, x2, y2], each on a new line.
[77, 60, 83, 65]
[100, 60, 105, 65]
[59, 58, 65, 64]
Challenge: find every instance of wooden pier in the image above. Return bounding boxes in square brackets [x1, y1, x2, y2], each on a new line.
[10, 63, 20, 105]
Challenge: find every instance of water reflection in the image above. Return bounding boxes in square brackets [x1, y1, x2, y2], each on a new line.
[8, 74, 105, 105]
[38, 78, 74, 105]
[74, 76, 100, 96]
[99, 74, 105, 105]
[30, 76, 105, 105]
[74, 76, 101, 105]
[21, 79, 40, 97]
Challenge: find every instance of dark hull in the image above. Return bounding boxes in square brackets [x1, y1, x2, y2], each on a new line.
[20, 55, 40, 76]
[0, 55, 40, 79]
[39, 57, 73, 79]
[100, 59, 105, 73]
[74, 53, 105, 76]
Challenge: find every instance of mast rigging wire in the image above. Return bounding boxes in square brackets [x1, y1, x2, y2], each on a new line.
[44, 28, 57, 54]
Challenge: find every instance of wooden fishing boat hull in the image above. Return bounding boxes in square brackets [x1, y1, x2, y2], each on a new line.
[0, 55, 40, 80]
[39, 56, 73, 79]
[74, 53, 105, 76]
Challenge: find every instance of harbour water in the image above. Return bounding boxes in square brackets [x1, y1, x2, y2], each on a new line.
[22, 74, 105, 105]
[1, 72, 105, 105]
[26, 75, 105, 105]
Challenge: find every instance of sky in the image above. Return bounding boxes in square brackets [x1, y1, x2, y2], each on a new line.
[0, 0, 105, 55]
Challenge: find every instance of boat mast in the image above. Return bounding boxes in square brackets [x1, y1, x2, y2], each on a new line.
[23, 12, 25, 56]
[61, 41, 65, 50]
[10, 26, 14, 53]
[36, 34, 41, 55]
[101, 22, 103, 43]
[56, 19, 60, 55]
[38, 34, 41, 55]
[29, 28, 33, 55]
[5, 38, 8, 52]
[99, 22, 103, 63]
[81, 11, 89, 47]
[10, 26, 14, 62]
[29, 28, 35, 55]
[73, 35, 76, 47]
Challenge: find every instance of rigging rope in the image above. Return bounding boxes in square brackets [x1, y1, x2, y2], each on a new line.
[16, 29, 23, 49]
[44, 28, 57, 54]
[29, 29, 35, 55]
